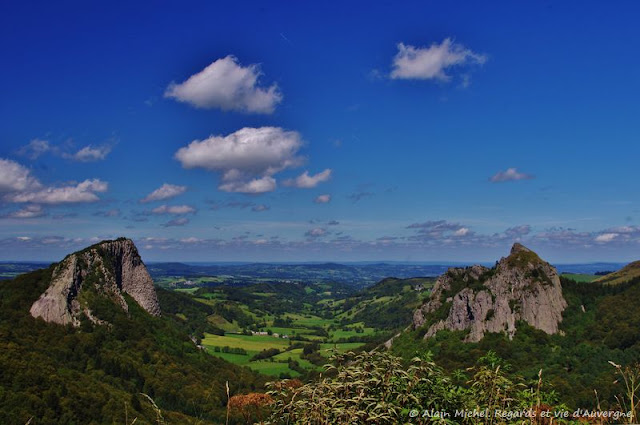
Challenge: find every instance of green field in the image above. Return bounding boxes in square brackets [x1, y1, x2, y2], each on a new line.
[200, 332, 366, 376]
[561, 273, 598, 282]
[248, 361, 302, 376]
[172, 276, 427, 378]
[329, 326, 376, 341]
[202, 333, 314, 376]
[202, 333, 290, 352]
[174, 287, 199, 294]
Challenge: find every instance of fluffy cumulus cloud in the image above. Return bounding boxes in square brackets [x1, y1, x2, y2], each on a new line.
[595, 233, 618, 243]
[5, 179, 108, 204]
[219, 176, 276, 194]
[64, 144, 112, 162]
[175, 127, 305, 194]
[140, 183, 187, 203]
[453, 227, 470, 237]
[284, 169, 332, 188]
[0, 158, 108, 205]
[390, 38, 487, 81]
[164, 55, 282, 114]
[151, 204, 196, 215]
[314, 194, 331, 204]
[0, 159, 42, 193]
[489, 168, 535, 183]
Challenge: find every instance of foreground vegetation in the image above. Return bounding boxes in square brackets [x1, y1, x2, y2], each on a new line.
[226, 350, 639, 424]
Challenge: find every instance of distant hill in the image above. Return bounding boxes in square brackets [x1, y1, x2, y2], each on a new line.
[594, 260, 640, 285]
[148, 261, 450, 288]
[0, 238, 263, 424]
[339, 277, 433, 332]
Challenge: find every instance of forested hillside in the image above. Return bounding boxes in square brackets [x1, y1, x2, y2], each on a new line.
[0, 267, 264, 424]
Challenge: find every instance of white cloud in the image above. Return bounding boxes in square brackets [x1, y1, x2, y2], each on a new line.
[140, 183, 187, 203]
[18, 139, 51, 159]
[390, 39, 486, 81]
[175, 127, 304, 194]
[180, 237, 202, 243]
[5, 179, 108, 204]
[595, 233, 618, 243]
[608, 226, 640, 234]
[490, 168, 535, 183]
[453, 227, 470, 237]
[65, 144, 112, 162]
[5, 204, 46, 219]
[164, 55, 282, 114]
[151, 204, 196, 215]
[0, 158, 42, 193]
[314, 194, 331, 204]
[305, 227, 328, 238]
[218, 176, 277, 194]
[504, 225, 532, 238]
[284, 169, 332, 188]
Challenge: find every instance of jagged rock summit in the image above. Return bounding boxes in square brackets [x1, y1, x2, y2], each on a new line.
[30, 237, 161, 326]
[412, 243, 567, 342]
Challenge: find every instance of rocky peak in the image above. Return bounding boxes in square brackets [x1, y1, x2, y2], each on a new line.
[412, 243, 566, 342]
[510, 242, 530, 255]
[30, 238, 161, 326]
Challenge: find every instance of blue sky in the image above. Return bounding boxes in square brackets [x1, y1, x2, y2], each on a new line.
[1, 0, 639, 263]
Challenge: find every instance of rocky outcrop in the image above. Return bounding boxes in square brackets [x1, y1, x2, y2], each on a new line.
[30, 238, 161, 326]
[412, 243, 567, 342]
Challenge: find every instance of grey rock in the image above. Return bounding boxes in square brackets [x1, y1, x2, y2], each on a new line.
[412, 243, 567, 342]
[30, 238, 161, 326]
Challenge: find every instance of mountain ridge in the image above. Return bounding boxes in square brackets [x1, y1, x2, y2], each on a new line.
[594, 260, 640, 285]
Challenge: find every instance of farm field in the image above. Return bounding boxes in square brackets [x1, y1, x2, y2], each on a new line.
[560, 273, 598, 283]
[201, 333, 365, 376]
[156, 271, 435, 378]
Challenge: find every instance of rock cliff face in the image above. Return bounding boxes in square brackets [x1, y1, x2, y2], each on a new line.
[413, 243, 567, 342]
[30, 238, 161, 326]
